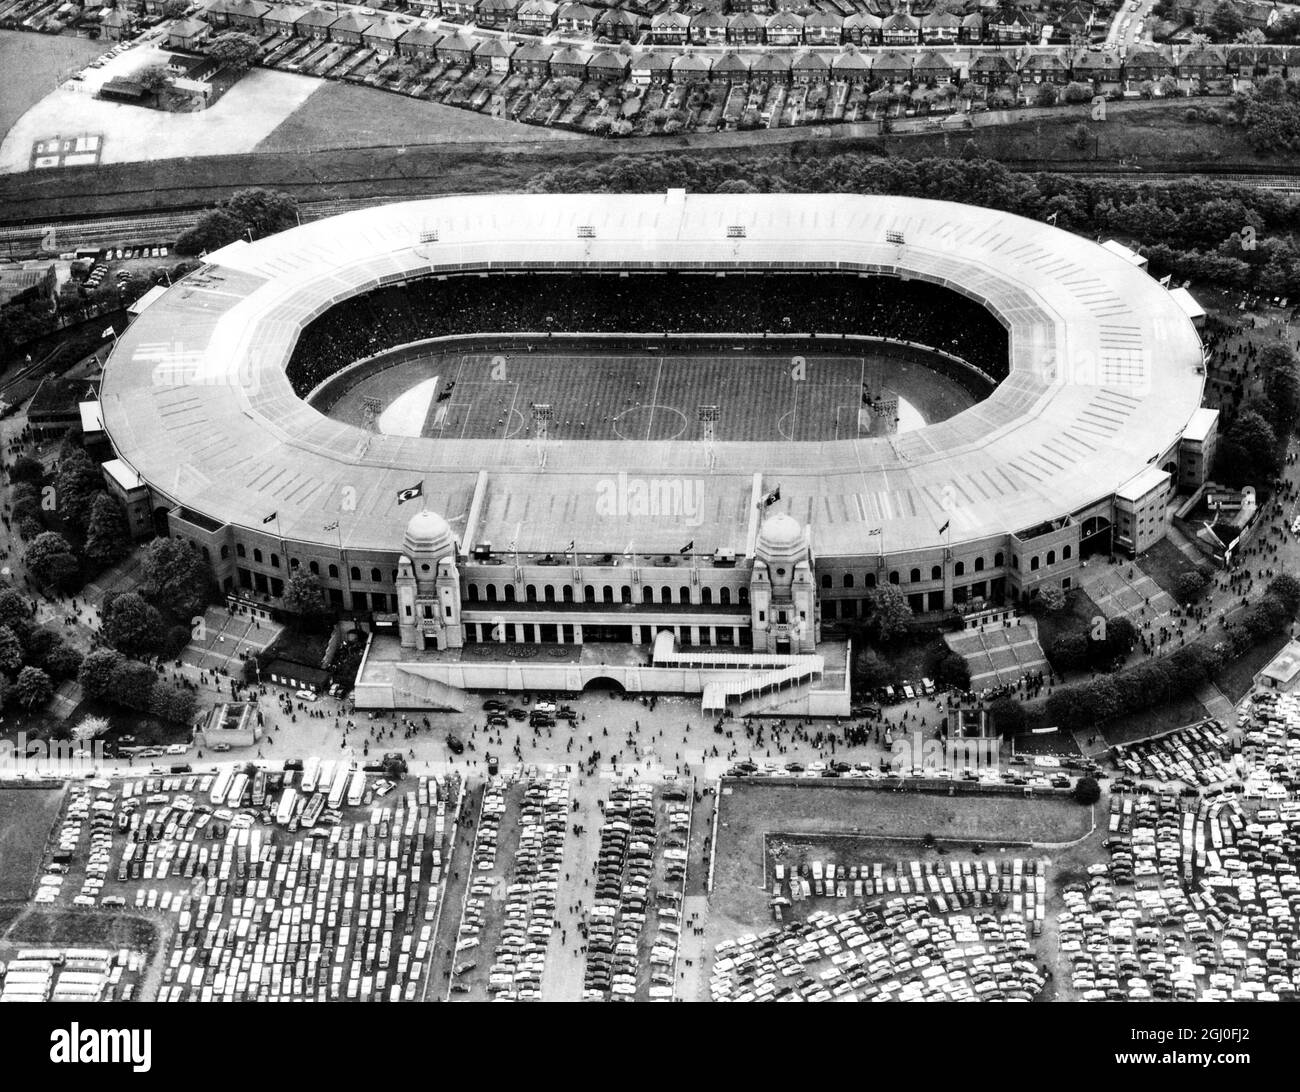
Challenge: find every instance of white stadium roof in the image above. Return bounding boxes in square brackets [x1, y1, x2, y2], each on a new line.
[99, 192, 1206, 559]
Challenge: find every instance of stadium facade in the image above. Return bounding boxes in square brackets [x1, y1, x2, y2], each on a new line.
[98, 191, 1212, 715]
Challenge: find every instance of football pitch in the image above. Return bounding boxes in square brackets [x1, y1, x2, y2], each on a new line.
[326, 350, 976, 443]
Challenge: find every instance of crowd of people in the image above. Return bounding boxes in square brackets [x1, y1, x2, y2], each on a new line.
[287, 272, 1009, 395]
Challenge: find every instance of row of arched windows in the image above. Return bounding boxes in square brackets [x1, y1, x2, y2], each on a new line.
[820, 551, 1012, 590]
[465, 583, 748, 606]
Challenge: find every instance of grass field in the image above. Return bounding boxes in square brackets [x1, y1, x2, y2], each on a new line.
[255, 79, 583, 153]
[711, 783, 1092, 930]
[1137, 536, 1210, 601]
[328, 350, 976, 442]
[0, 786, 64, 899]
[0, 30, 106, 147]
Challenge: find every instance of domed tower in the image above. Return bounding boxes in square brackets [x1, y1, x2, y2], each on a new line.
[750, 512, 818, 654]
[396, 509, 464, 651]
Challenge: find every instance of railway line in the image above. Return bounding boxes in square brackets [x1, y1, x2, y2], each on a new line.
[0, 166, 1297, 258]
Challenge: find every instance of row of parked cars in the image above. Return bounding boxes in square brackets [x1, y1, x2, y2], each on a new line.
[1112, 720, 1233, 787]
[712, 900, 1045, 1002]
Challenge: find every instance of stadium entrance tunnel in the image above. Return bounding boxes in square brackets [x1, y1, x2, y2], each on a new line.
[1080, 515, 1113, 557]
[583, 676, 627, 694]
[153, 506, 171, 538]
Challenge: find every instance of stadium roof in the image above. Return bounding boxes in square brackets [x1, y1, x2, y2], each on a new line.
[99, 193, 1205, 560]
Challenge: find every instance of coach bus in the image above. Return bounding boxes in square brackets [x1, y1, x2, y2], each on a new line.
[251, 770, 267, 807]
[276, 787, 299, 826]
[327, 764, 350, 811]
[209, 767, 234, 806]
[301, 755, 322, 794]
[227, 772, 249, 809]
[347, 770, 366, 808]
[301, 792, 326, 828]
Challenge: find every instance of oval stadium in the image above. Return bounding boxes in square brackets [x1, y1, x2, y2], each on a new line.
[98, 191, 1213, 715]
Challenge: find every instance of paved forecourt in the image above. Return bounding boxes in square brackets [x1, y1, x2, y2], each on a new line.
[97, 192, 1205, 564]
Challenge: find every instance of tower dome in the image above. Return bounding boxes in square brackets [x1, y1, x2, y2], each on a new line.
[756, 512, 803, 563]
[403, 509, 455, 558]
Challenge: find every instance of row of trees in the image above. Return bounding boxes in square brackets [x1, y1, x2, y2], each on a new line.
[174, 188, 301, 257]
[0, 587, 83, 714]
[99, 537, 217, 660]
[1213, 342, 1300, 488]
[1040, 574, 1300, 731]
[1047, 614, 1138, 674]
[77, 648, 196, 725]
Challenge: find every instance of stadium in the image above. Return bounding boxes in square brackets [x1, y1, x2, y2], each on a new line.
[97, 191, 1213, 715]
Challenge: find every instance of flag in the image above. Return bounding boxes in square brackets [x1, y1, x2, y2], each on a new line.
[1159, 274, 1173, 287]
[938, 519, 950, 536]
[680, 540, 694, 555]
[101, 326, 115, 339]
[760, 485, 781, 508]
[323, 520, 339, 532]
[1046, 211, 1058, 226]
[396, 481, 423, 505]
[565, 540, 575, 553]
[262, 512, 277, 525]
[867, 528, 882, 537]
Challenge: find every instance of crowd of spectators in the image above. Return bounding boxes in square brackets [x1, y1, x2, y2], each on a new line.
[286, 273, 1009, 396]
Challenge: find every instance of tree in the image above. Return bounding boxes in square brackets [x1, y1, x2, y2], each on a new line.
[853, 647, 891, 692]
[205, 31, 260, 70]
[933, 649, 970, 691]
[1215, 408, 1279, 486]
[282, 571, 328, 623]
[1064, 82, 1093, 104]
[54, 446, 104, 541]
[140, 536, 214, 622]
[102, 592, 164, 657]
[1050, 632, 1090, 672]
[221, 189, 299, 240]
[1038, 584, 1068, 613]
[8, 455, 43, 485]
[108, 659, 157, 712]
[174, 208, 246, 257]
[134, 64, 172, 94]
[78, 649, 125, 700]
[148, 683, 198, 725]
[73, 714, 110, 741]
[1069, 121, 1090, 150]
[1175, 570, 1208, 603]
[0, 588, 31, 632]
[1266, 573, 1300, 616]
[12, 665, 52, 710]
[988, 696, 1027, 736]
[1033, 83, 1059, 108]
[869, 584, 913, 643]
[25, 532, 79, 591]
[0, 625, 22, 675]
[84, 494, 131, 569]
[1072, 775, 1101, 805]
[1210, 1, 1244, 39]
[45, 642, 82, 681]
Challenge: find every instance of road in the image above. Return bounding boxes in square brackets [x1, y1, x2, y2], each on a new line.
[1106, 0, 1158, 48]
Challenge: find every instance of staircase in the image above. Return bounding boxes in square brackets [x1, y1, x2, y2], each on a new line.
[391, 669, 469, 712]
[701, 656, 824, 715]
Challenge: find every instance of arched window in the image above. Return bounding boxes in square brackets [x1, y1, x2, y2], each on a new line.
[1030, 556, 1040, 571]
[889, 571, 900, 585]
[680, 586, 691, 604]
[307, 560, 317, 575]
[236, 543, 246, 558]
[954, 561, 965, 577]
[974, 556, 984, 572]
[910, 568, 921, 584]
[821, 574, 832, 589]
[701, 587, 713, 604]
[643, 587, 654, 604]
[290, 557, 299, 570]
[526, 584, 537, 602]
[866, 573, 877, 588]
[254, 549, 264, 564]
[720, 587, 731, 605]
[562, 585, 573, 603]
[370, 567, 381, 583]
[504, 585, 516, 602]
[660, 586, 671, 604]
[843, 573, 855, 589]
[467, 584, 479, 602]
[1062, 545, 1072, 560]
[328, 564, 338, 579]
[584, 585, 595, 603]
[931, 565, 941, 581]
[621, 586, 632, 604]
[486, 584, 498, 602]
[602, 585, 614, 604]
[1046, 550, 1056, 566]
[220, 545, 230, 560]
[349, 565, 360, 581]
[994, 552, 1005, 567]
[739, 588, 749, 605]
[1011, 556, 1019, 570]
[544, 585, 555, 603]
[270, 554, 279, 569]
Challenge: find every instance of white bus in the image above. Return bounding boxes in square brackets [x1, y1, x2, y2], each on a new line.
[276, 788, 299, 826]
[209, 767, 234, 806]
[347, 771, 366, 808]
[327, 765, 351, 811]
[227, 772, 249, 809]
[301, 756, 322, 794]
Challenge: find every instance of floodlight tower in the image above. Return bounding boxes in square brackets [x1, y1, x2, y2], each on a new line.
[532, 403, 553, 466]
[699, 404, 720, 471]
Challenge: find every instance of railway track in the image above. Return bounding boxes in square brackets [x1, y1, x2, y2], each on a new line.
[0, 166, 1296, 257]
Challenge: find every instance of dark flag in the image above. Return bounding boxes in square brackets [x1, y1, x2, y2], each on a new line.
[680, 540, 694, 554]
[262, 512, 277, 525]
[396, 482, 424, 505]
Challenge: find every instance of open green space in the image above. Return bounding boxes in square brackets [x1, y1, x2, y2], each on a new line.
[0, 786, 64, 899]
[0, 30, 106, 147]
[1136, 537, 1211, 601]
